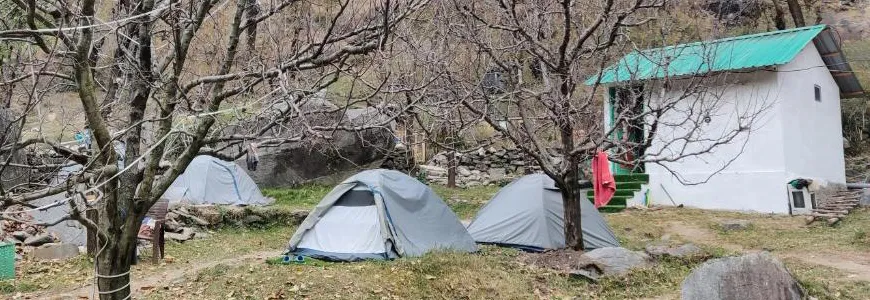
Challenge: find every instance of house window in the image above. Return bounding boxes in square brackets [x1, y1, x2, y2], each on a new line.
[791, 191, 806, 208]
[814, 85, 821, 102]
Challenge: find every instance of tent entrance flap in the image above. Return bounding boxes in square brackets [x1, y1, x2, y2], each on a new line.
[295, 190, 388, 257]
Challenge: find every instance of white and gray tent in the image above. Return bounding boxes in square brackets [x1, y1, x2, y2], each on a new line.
[467, 174, 620, 251]
[287, 169, 477, 261]
[160, 155, 273, 206]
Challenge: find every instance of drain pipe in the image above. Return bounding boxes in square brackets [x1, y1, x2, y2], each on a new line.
[846, 182, 870, 189]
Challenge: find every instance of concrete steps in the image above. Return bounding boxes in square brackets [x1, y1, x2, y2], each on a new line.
[588, 173, 649, 212]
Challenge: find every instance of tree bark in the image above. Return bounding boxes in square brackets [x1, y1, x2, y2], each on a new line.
[94, 220, 138, 300]
[771, 0, 787, 30]
[555, 72, 583, 250]
[785, 0, 805, 27]
[447, 150, 456, 188]
[561, 162, 584, 250]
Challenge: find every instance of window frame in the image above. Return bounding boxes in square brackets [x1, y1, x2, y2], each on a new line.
[814, 84, 821, 102]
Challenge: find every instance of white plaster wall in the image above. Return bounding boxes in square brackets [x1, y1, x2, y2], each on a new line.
[641, 69, 792, 213]
[605, 42, 846, 214]
[776, 43, 847, 185]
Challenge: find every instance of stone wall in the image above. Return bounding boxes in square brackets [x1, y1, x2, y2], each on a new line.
[420, 146, 563, 187]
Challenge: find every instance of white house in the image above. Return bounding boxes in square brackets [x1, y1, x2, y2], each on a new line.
[591, 25, 864, 214]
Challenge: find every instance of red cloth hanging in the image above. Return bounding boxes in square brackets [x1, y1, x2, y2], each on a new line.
[592, 151, 616, 208]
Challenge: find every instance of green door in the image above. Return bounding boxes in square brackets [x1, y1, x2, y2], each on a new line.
[608, 87, 645, 175]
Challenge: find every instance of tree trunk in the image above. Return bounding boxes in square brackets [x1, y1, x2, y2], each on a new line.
[93, 204, 142, 300]
[94, 235, 135, 300]
[447, 150, 456, 188]
[561, 164, 584, 250]
[785, 0, 805, 27]
[771, 0, 787, 30]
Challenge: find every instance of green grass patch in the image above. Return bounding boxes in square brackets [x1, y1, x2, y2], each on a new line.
[263, 185, 332, 209]
[430, 185, 501, 219]
[264, 184, 501, 220]
[164, 226, 296, 263]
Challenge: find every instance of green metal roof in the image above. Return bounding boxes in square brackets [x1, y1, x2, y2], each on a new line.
[586, 25, 827, 85]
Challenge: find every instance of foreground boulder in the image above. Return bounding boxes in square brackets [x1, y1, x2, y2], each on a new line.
[580, 247, 651, 276]
[23, 233, 54, 246]
[681, 252, 803, 300]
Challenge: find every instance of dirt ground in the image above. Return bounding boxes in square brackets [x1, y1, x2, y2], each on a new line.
[664, 220, 870, 281]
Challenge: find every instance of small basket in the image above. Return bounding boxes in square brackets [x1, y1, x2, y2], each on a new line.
[0, 242, 15, 280]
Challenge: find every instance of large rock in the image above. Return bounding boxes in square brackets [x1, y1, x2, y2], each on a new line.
[24, 233, 54, 246]
[11, 231, 29, 241]
[581, 247, 651, 276]
[165, 228, 195, 242]
[681, 252, 803, 300]
[32, 243, 79, 261]
[230, 96, 394, 188]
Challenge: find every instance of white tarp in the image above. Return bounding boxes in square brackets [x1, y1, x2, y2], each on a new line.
[467, 174, 620, 251]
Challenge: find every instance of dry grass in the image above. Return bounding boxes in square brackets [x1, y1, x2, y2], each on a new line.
[144, 245, 709, 300]
[606, 207, 870, 254]
[784, 258, 870, 300]
[6, 186, 870, 299]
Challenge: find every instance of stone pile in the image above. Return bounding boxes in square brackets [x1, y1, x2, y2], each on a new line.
[423, 146, 564, 186]
[1, 207, 63, 261]
[162, 205, 309, 242]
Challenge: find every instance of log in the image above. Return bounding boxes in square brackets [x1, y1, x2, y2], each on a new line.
[820, 204, 857, 209]
[812, 209, 848, 214]
[827, 218, 841, 226]
[820, 205, 858, 210]
[804, 216, 817, 225]
[811, 212, 845, 218]
[825, 200, 859, 205]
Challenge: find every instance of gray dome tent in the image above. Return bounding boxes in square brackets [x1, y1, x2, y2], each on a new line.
[287, 169, 477, 261]
[161, 155, 273, 206]
[467, 174, 620, 251]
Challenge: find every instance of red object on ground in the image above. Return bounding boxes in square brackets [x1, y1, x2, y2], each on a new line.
[592, 151, 616, 208]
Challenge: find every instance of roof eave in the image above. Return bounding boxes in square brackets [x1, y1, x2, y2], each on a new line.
[814, 28, 865, 99]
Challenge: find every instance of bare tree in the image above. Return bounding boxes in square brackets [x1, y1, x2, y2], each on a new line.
[0, 0, 428, 298]
[785, 0, 805, 26]
[436, 0, 771, 250]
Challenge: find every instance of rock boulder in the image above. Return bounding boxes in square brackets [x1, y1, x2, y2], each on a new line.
[24, 233, 54, 246]
[681, 252, 803, 300]
[231, 98, 394, 188]
[580, 247, 651, 276]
